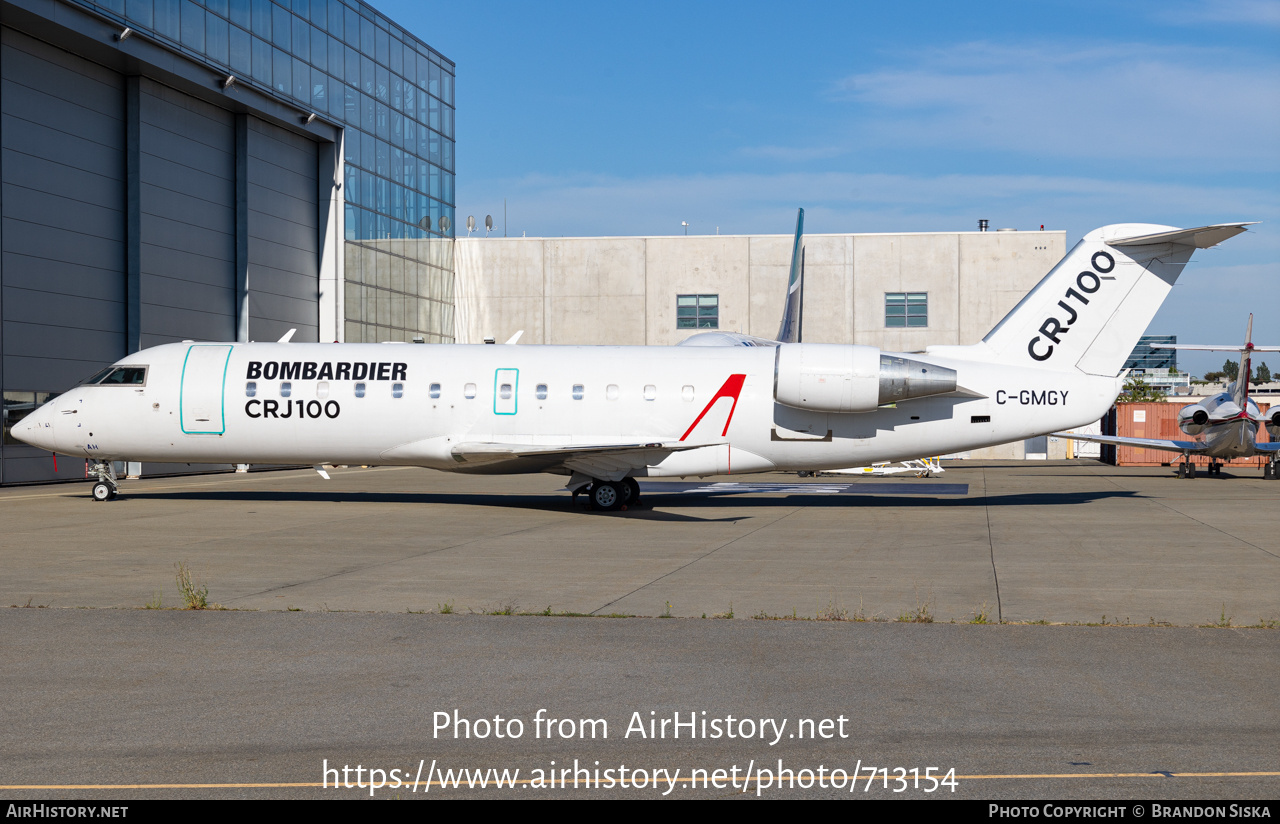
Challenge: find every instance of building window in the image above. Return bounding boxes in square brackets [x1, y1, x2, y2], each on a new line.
[677, 294, 718, 329]
[886, 293, 927, 328]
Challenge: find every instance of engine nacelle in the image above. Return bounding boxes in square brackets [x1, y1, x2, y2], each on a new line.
[1178, 403, 1210, 436]
[1267, 407, 1280, 440]
[774, 343, 957, 413]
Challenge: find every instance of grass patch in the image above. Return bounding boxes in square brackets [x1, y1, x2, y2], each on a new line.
[175, 562, 209, 610]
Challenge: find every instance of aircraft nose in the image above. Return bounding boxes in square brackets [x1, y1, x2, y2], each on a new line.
[12, 400, 58, 451]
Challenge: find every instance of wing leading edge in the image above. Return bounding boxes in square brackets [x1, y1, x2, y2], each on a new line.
[1054, 431, 1208, 454]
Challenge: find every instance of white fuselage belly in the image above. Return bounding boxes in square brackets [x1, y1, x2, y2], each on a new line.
[46, 342, 1120, 477]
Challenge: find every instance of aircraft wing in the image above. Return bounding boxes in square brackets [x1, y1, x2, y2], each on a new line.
[1053, 432, 1208, 453]
[448, 439, 715, 479]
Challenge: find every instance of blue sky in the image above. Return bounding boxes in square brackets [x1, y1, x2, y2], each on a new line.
[380, 0, 1279, 376]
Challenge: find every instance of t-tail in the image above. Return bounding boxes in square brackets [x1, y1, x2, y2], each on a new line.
[978, 223, 1255, 377]
[1149, 313, 1280, 410]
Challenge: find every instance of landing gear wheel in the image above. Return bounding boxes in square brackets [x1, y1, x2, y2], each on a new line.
[589, 481, 623, 511]
[621, 477, 641, 506]
[1187, 463, 1197, 479]
[92, 482, 114, 502]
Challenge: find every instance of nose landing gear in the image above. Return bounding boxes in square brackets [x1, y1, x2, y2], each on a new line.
[89, 461, 119, 501]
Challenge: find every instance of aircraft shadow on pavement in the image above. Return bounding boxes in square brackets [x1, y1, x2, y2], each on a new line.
[113, 487, 1140, 515]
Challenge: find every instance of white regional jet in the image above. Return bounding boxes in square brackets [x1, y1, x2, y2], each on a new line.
[1055, 314, 1280, 479]
[13, 213, 1253, 509]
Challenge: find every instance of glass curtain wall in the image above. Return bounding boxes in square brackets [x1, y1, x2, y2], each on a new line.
[75, 0, 456, 342]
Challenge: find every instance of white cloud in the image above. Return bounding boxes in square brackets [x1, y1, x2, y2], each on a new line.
[1157, 0, 1280, 27]
[829, 41, 1280, 170]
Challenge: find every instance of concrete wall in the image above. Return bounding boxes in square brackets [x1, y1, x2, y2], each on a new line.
[455, 230, 1070, 462]
[455, 230, 1067, 348]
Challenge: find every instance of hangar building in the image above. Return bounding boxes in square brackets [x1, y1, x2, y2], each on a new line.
[0, 0, 455, 484]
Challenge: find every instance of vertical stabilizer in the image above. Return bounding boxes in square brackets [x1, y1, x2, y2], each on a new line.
[1151, 312, 1280, 410]
[775, 209, 805, 343]
[980, 223, 1252, 377]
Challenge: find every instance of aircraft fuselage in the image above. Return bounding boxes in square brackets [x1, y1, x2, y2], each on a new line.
[22, 341, 1120, 478]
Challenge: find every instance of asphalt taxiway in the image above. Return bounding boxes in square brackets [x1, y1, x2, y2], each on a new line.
[1, 461, 1277, 800]
[1, 462, 1275, 625]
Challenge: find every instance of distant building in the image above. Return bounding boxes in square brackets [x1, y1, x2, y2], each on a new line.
[1125, 336, 1177, 372]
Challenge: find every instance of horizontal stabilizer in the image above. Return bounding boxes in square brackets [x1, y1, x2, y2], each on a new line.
[1105, 223, 1256, 249]
[1054, 431, 1207, 454]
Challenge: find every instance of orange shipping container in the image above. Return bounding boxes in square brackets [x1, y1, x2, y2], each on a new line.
[1111, 401, 1273, 467]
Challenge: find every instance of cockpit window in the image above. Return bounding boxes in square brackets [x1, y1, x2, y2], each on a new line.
[89, 366, 148, 386]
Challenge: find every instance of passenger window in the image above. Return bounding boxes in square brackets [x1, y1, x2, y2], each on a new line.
[536, 384, 548, 400]
[572, 384, 584, 400]
[682, 385, 694, 402]
[499, 383, 512, 400]
[281, 382, 292, 398]
[393, 383, 404, 398]
[355, 382, 366, 398]
[606, 384, 619, 401]
[245, 382, 257, 398]
[464, 383, 477, 399]
[429, 383, 441, 399]
[317, 381, 329, 399]
[644, 385, 656, 401]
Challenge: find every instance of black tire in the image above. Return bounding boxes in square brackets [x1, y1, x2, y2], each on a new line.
[590, 481, 622, 511]
[622, 477, 641, 505]
[92, 482, 112, 502]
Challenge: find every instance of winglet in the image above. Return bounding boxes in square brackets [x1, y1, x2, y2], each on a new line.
[277, 328, 297, 343]
[504, 330, 524, 345]
[775, 208, 805, 343]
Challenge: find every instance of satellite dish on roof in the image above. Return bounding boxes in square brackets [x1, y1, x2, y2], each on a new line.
[418, 215, 432, 231]
[438, 215, 451, 233]
[466, 215, 476, 235]
[485, 214, 493, 236]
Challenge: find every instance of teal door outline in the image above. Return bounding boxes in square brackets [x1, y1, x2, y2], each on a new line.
[494, 368, 518, 415]
[180, 345, 233, 434]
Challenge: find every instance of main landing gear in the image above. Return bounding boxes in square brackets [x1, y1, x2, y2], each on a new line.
[573, 477, 642, 511]
[1265, 459, 1279, 481]
[90, 460, 119, 501]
